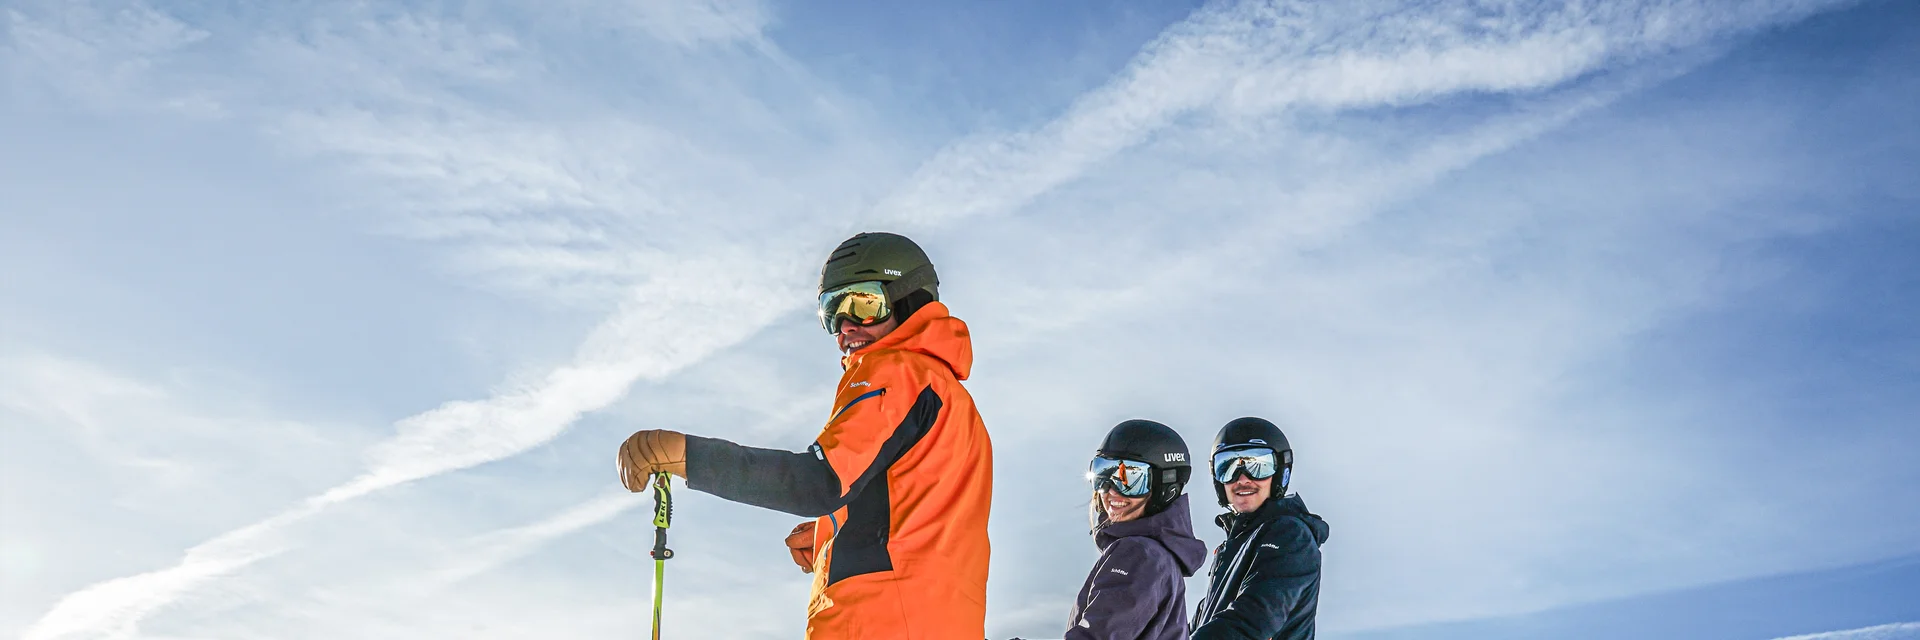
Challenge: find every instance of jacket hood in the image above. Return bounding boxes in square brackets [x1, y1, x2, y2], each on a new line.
[1095, 494, 1209, 576]
[1217, 493, 1330, 545]
[841, 301, 973, 380]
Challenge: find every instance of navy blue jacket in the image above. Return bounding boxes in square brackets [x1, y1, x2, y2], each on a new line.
[1065, 494, 1208, 640]
[1190, 494, 1330, 640]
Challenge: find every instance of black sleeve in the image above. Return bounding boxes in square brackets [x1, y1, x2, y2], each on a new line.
[681, 385, 944, 519]
[1189, 520, 1322, 640]
[683, 435, 843, 518]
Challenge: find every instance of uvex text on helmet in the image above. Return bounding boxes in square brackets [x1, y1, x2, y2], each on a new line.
[1211, 416, 1294, 507]
[1095, 419, 1192, 517]
[819, 232, 939, 304]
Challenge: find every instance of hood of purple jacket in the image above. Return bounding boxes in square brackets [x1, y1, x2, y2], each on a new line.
[1094, 493, 1208, 577]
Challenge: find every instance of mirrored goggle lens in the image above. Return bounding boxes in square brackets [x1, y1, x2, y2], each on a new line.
[818, 281, 891, 333]
[1088, 456, 1155, 497]
[1212, 447, 1278, 483]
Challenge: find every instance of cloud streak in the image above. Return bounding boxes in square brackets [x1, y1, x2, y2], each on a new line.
[8, 0, 1896, 637]
[872, 0, 1852, 226]
[378, 1, 1865, 629]
[11, 0, 833, 634]
[22, 259, 799, 640]
[1775, 623, 1920, 640]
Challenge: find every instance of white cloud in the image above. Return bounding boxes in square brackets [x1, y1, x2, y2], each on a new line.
[6, 0, 1907, 638]
[1775, 622, 1920, 640]
[20, 254, 801, 639]
[616, 0, 774, 49]
[422, 490, 637, 588]
[1, 2, 211, 113]
[7, 1, 858, 632]
[869, 0, 1853, 227]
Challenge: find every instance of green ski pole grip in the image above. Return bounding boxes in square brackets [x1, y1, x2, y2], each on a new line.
[651, 473, 673, 558]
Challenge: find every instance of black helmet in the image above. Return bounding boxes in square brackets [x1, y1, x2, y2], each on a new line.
[820, 232, 938, 303]
[1211, 416, 1294, 507]
[1093, 419, 1192, 517]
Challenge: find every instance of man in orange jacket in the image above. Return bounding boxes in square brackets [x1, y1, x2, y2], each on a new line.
[618, 232, 992, 639]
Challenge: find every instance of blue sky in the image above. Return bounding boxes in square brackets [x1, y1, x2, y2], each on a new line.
[2, 1, 1916, 639]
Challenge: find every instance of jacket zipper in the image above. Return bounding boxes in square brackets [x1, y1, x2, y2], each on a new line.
[1203, 521, 1268, 623]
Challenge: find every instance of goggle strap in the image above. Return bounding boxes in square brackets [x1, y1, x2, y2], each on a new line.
[883, 265, 938, 302]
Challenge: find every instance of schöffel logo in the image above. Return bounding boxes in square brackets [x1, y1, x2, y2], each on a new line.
[1164, 453, 1186, 462]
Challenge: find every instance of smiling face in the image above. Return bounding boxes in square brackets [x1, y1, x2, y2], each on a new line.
[1226, 474, 1273, 514]
[835, 314, 900, 354]
[1099, 487, 1148, 523]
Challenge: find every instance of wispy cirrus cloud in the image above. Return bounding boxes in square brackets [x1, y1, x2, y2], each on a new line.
[1776, 623, 1920, 640]
[8, 1, 850, 637]
[870, 0, 1853, 227]
[7, 0, 1910, 638]
[360, 2, 1880, 633]
[20, 257, 801, 640]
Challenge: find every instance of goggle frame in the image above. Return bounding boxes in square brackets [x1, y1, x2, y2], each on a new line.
[817, 280, 893, 334]
[1088, 455, 1156, 498]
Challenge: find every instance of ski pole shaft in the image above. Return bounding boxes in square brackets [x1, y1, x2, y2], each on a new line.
[649, 473, 673, 640]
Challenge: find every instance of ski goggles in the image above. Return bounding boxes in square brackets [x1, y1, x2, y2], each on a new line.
[1088, 456, 1155, 498]
[1211, 447, 1284, 484]
[817, 281, 892, 333]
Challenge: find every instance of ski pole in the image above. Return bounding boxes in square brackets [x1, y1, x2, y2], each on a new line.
[650, 472, 674, 640]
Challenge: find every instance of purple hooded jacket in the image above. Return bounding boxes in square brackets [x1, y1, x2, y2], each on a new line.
[1066, 494, 1209, 640]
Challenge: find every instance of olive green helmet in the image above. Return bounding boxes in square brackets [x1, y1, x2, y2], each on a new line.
[819, 232, 940, 303]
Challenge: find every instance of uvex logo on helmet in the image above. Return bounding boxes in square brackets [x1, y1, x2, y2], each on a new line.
[1164, 453, 1186, 462]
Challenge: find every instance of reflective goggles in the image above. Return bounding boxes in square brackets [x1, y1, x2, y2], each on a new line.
[1088, 456, 1155, 498]
[1211, 447, 1283, 484]
[817, 281, 892, 333]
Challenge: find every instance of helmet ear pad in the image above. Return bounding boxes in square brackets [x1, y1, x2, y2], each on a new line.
[1147, 465, 1190, 516]
[889, 289, 935, 326]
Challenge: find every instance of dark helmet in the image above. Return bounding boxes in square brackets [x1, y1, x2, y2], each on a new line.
[820, 232, 939, 315]
[1211, 416, 1294, 507]
[1094, 419, 1192, 517]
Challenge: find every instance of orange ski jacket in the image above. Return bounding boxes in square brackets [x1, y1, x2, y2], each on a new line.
[685, 301, 992, 639]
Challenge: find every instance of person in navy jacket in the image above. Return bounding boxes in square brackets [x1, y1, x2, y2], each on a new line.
[1190, 417, 1330, 640]
[1066, 419, 1208, 640]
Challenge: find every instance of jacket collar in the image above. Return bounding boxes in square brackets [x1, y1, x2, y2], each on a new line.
[839, 301, 973, 380]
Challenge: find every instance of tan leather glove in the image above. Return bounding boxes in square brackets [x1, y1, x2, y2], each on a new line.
[617, 430, 687, 491]
[785, 520, 817, 573]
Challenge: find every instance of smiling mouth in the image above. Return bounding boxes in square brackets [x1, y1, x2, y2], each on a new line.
[843, 339, 870, 352]
[1232, 487, 1259, 497]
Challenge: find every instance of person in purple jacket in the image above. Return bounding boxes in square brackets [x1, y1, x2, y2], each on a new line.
[1065, 419, 1209, 640]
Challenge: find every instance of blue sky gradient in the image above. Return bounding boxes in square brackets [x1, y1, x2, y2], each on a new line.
[3, 1, 1916, 639]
